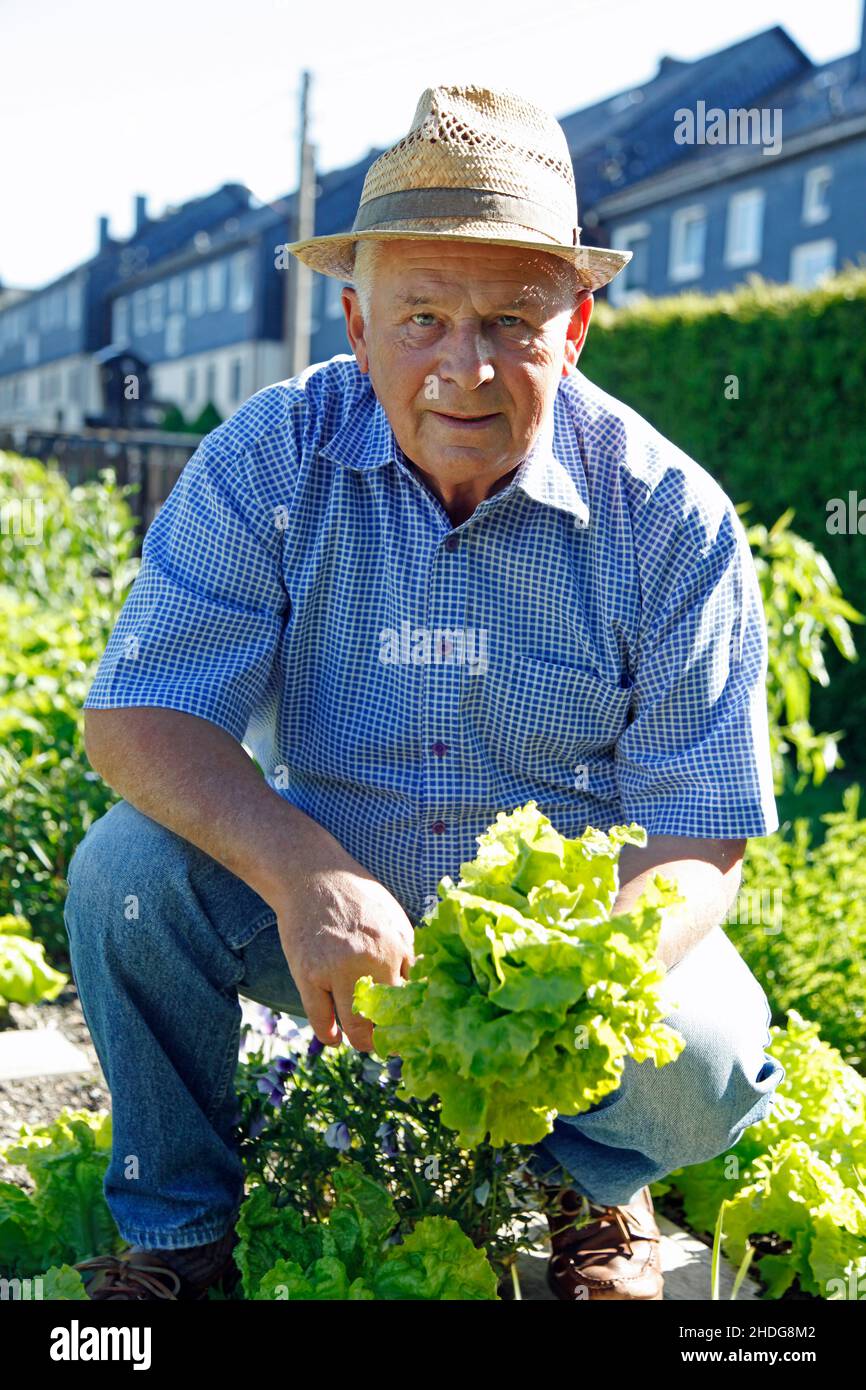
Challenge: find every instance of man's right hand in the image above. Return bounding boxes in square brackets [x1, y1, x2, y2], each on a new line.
[81, 708, 415, 1052]
[275, 864, 416, 1052]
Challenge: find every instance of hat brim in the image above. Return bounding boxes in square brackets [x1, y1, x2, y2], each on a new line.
[285, 228, 632, 292]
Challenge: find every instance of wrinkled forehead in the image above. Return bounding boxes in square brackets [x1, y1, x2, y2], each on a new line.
[372, 238, 578, 301]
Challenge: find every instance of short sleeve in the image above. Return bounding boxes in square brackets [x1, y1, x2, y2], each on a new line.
[615, 492, 779, 838]
[82, 430, 289, 745]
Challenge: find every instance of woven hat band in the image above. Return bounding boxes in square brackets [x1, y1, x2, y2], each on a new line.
[353, 186, 580, 246]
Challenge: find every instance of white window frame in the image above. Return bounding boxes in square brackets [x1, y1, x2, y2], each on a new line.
[188, 269, 205, 317]
[230, 249, 254, 313]
[607, 221, 651, 307]
[802, 165, 832, 226]
[207, 261, 226, 311]
[229, 356, 243, 402]
[724, 189, 764, 269]
[164, 314, 184, 358]
[323, 277, 347, 319]
[133, 290, 149, 335]
[149, 284, 165, 332]
[790, 238, 836, 288]
[113, 298, 130, 342]
[67, 280, 83, 330]
[668, 204, 707, 282]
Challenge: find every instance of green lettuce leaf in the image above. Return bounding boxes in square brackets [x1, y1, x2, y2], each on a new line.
[0, 1108, 119, 1276]
[355, 802, 685, 1147]
[372, 1216, 499, 1300]
[40, 1264, 90, 1299]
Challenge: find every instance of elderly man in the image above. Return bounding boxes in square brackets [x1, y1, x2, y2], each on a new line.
[65, 84, 784, 1302]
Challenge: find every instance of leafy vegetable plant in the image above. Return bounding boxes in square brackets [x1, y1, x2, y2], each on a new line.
[355, 802, 686, 1147]
[655, 1010, 866, 1298]
[236, 1161, 498, 1300]
[0, 1108, 121, 1278]
[0, 913, 68, 1023]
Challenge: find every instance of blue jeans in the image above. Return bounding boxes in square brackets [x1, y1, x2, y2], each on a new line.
[63, 797, 786, 1248]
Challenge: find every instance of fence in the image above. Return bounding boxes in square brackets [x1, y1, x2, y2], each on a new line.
[0, 426, 200, 541]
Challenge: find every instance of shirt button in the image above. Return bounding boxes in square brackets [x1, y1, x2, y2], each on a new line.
[431, 741, 449, 756]
[430, 820, 446, 834]
[444, 534, 460, 551]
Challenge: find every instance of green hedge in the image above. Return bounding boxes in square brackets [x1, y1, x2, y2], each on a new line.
[0, 454, 140, 961]
[583, 269, 866, 771]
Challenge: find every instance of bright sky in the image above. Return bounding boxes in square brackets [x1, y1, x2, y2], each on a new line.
[1, 0, 862, 288]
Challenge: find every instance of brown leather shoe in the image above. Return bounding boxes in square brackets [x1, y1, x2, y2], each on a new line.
[543, 1183, 664, 1301]
[73, 1226, 240, 1301]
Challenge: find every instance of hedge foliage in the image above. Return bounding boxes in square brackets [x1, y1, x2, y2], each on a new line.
[0, 454, 140, 961]
[583, 268, 866, 770]
[734, 783, 866, 1070]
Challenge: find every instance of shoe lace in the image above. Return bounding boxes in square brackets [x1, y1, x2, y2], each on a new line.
[549, 1192, 657, 1258]
[74, 1250, 184, 1299]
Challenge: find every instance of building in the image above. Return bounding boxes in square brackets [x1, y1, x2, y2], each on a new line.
[2, 10, 865, 430]
[578, 22, 866, 304]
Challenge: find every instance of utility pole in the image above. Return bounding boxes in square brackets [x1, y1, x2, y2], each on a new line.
[287, 69, 316, 378]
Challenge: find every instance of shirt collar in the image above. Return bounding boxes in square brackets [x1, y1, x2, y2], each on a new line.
[319, 365, 590, 526]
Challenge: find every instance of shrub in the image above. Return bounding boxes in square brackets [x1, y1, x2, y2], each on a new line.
[0, 453, 139, 961]
[730, 783, 866, 1068]
[584, 268, 866, 770]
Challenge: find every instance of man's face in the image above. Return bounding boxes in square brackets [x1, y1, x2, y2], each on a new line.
[342, 239, 592, 499]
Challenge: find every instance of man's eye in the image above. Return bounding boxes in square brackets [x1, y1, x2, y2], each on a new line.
[497, 315, 523, 327]
[410, 312, 437, 326]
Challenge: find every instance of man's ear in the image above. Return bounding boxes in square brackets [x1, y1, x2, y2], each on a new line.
[562, 290, 593, 376]
[342, 287, 369, 372]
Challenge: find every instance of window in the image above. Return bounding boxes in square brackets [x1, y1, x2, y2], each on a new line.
[165, 314, 184, 358]
[185, 366, 197, 404]
[669, 205, 707, 282]
[149, 284, 165, 332]
[724, 190, 764, 269]
[168, 276, 184, 311]
[24, 332, 38, 365]
[133, 290, 148, 335]
[323, 278, 347, 319]
[67, 281, 83, 329]
[207, 261, 226, 311]
[230, 249, 253, 312]
[790, 238, 836, 288]
[229, 357, 243, 402]
[68, 366, 81, 403]
[188, 269, 205, 317]
[802, 166, 832, 225]
[205, 363, 217, 400]
[607, 221, 650, 306]
[113, 298, 129, 342]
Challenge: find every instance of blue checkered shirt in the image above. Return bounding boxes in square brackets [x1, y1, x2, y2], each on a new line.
[84, 354, 779, 921]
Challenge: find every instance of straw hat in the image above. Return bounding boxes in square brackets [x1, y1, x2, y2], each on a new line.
[285, 84, 632, 292]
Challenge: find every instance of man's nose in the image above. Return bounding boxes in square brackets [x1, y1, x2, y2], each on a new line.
[437, 323, 496, 390]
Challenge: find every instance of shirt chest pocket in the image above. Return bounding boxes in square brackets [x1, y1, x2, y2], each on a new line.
[462, 652, 633, 783]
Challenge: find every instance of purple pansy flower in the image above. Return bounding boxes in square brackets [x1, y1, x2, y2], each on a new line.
[272, 1055, 297, 1077]
[361, 1057, 384, 1085]
[308, 1036, 325, 1061]
[375, 1122, 398, 1157]
[386, 1056, 403, 1082]
[324, 1121, 351, 1151]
